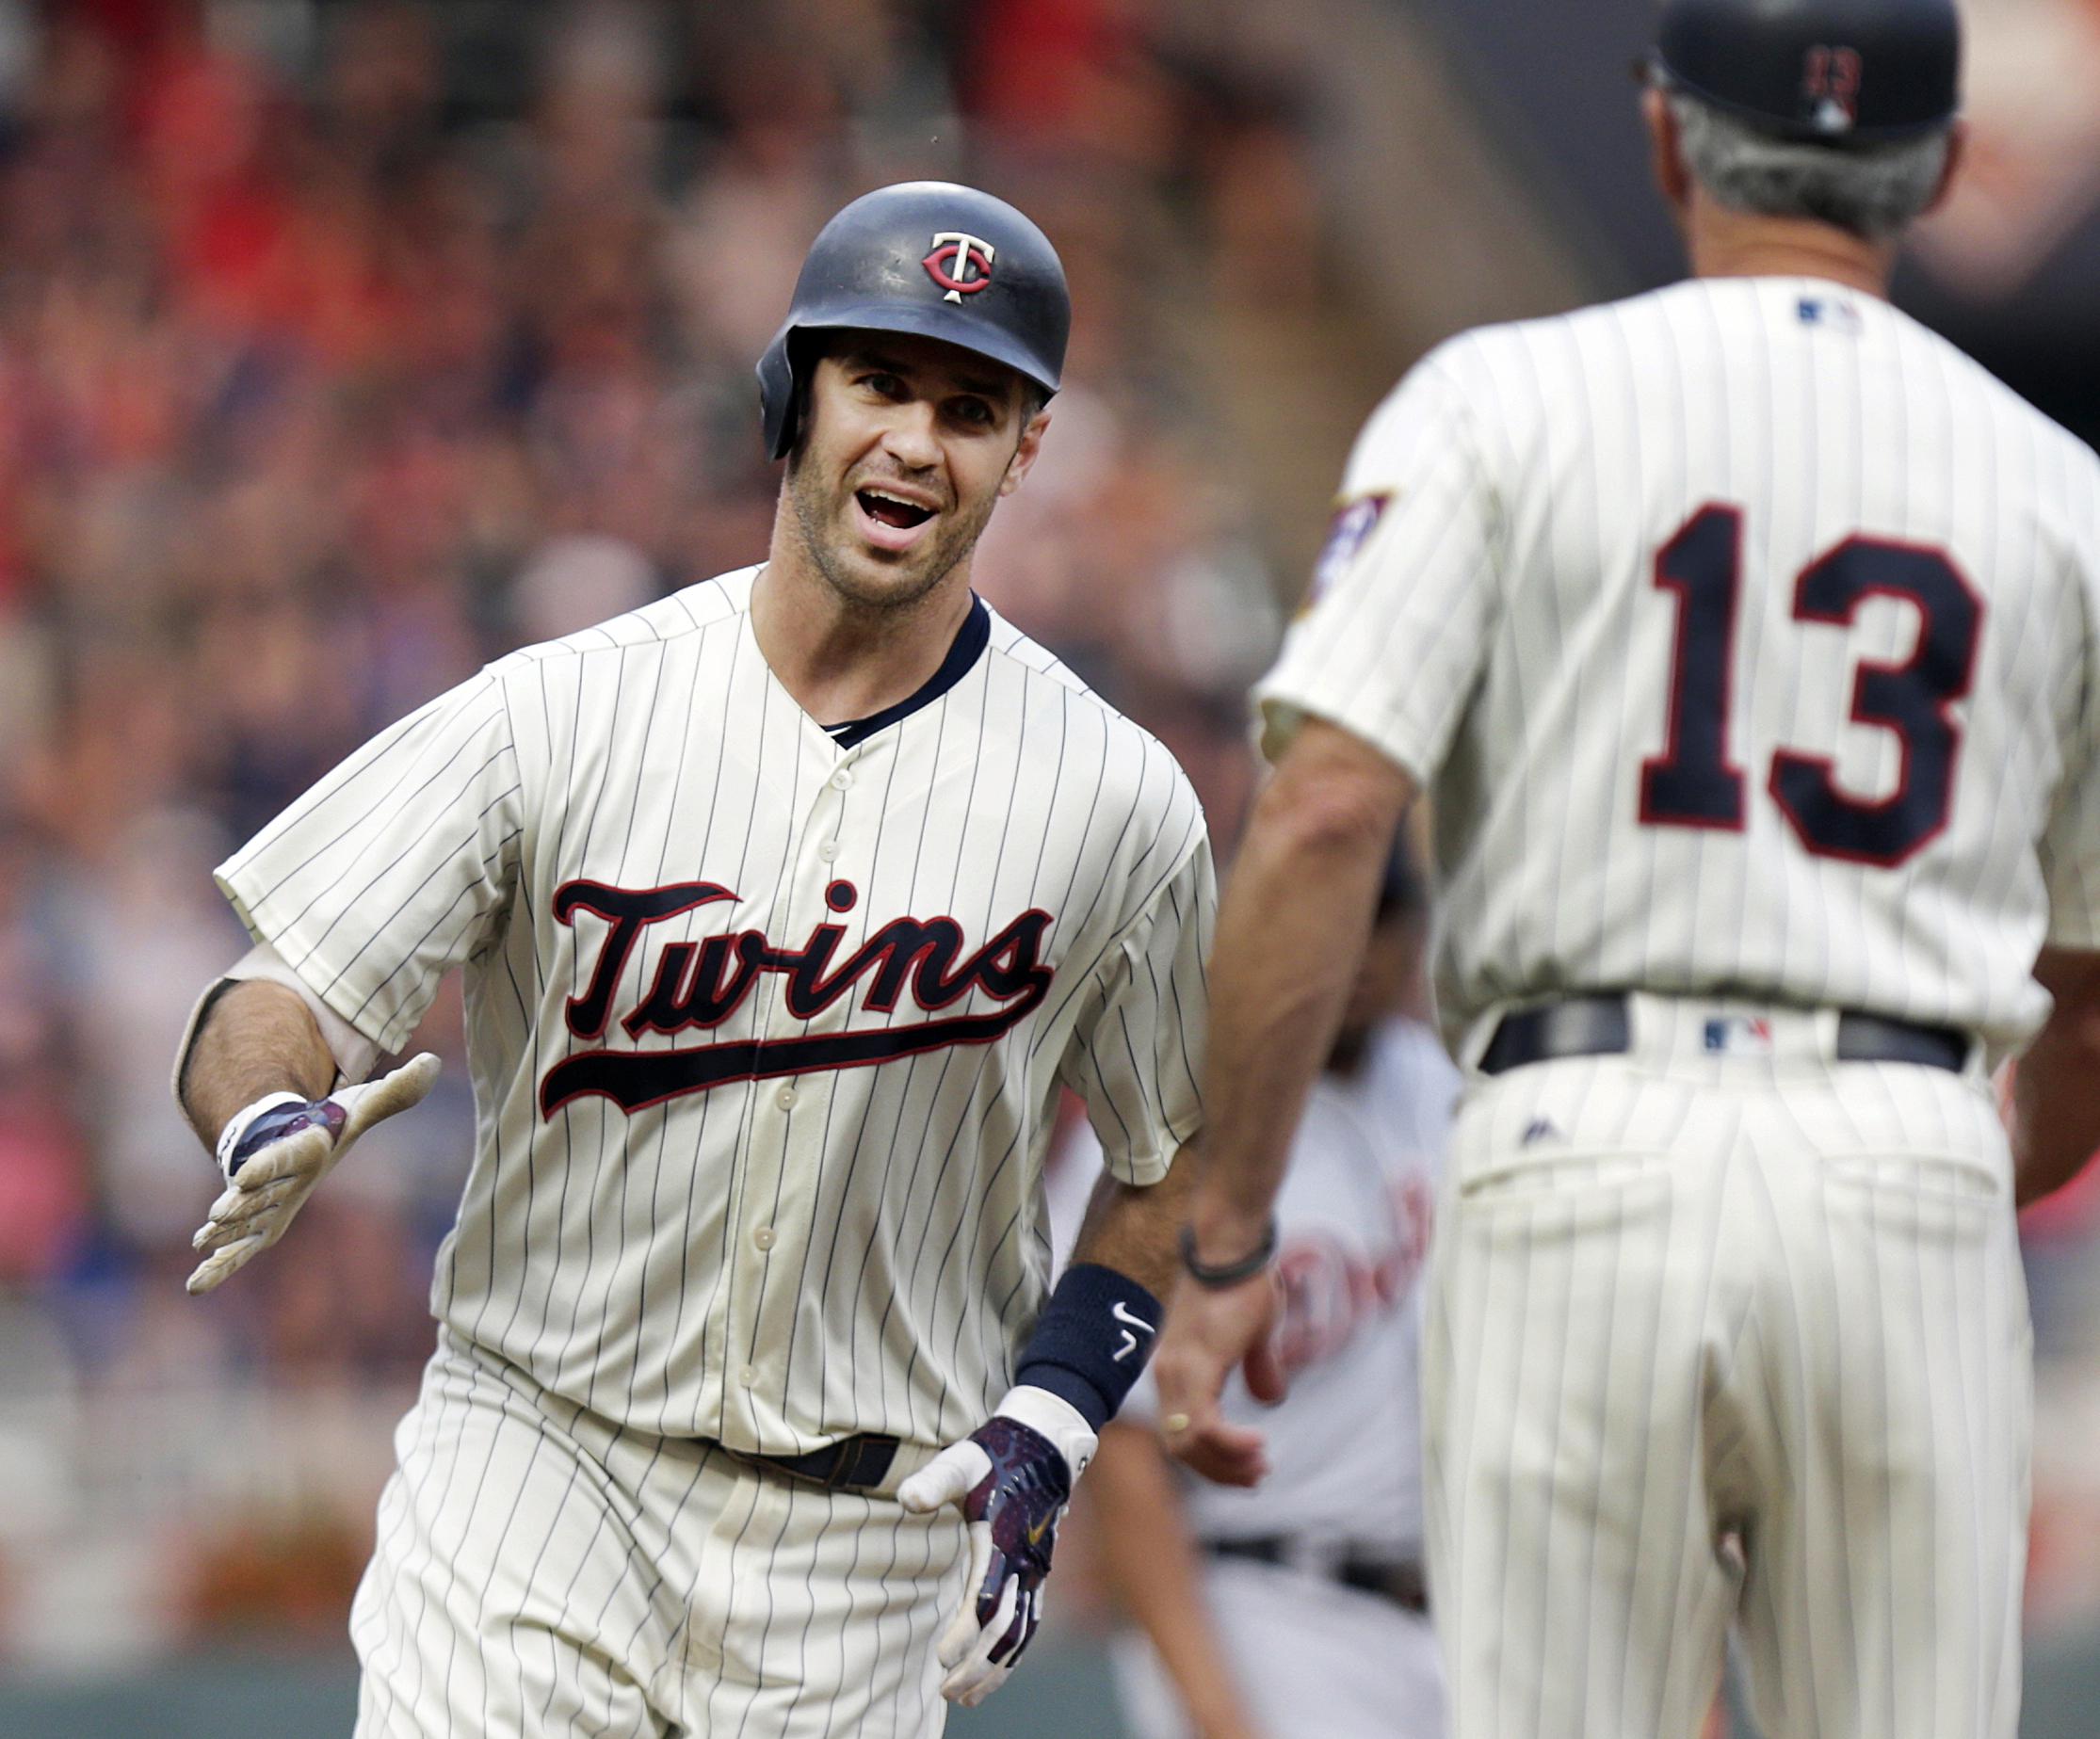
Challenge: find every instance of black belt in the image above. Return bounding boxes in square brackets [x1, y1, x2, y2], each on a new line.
[1203, 1536, 1429, 1615]
[1478, 995, 1970, 1075]
[732, 1432, 899, 1491]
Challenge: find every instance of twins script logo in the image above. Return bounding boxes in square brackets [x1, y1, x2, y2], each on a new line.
[538, 878, 1055, 1118]
[923, 231, 996, 303]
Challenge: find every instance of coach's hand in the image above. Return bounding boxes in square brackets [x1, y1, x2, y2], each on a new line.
[897, 1384, 1097, 1708]
[1151, 1266, 1284, 1488]
[186, 1053, 442, 1295]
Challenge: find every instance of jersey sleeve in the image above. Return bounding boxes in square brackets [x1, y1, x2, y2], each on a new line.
[2032, 701, 2100, 944]
[2040, 465, 2100, 951]
[1058, 810, 1215, 1188]
[214, 666, 525, 1055]
[1254, 344, 1502, 781]
[2042, 681, 2100, 951]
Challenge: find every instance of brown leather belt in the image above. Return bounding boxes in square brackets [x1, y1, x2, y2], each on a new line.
[1203, 1536, 1430, 1615]
[1478, 995, 1970, 1075]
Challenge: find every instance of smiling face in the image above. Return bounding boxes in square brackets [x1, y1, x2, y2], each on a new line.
[782, 330, 1048, 613]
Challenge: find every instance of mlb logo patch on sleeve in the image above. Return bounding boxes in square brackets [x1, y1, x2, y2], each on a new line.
[1304, 492, 1391, 609]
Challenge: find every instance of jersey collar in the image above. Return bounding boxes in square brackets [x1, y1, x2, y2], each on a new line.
[822, 593, 991, 749]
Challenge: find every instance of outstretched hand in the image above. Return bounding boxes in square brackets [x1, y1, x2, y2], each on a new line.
[1150, 1267, 1285, 1487]
[186, 1052, 441, 1294]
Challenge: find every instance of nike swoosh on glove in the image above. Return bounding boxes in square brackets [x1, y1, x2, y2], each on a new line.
[186, 1053, 441, 1295]
[896, 1384, 1098, 1709]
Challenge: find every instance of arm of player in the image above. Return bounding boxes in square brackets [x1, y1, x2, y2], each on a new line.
[175, 978, 439, 1294]
[1082, 1420, 1267, 1739]
[2012, 946, 2100, 1207]
[897, 1151, 1193, 1708]
[1152, 717, 1415, 1488]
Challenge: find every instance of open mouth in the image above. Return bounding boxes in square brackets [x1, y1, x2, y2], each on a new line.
[855, 488, 935, 531]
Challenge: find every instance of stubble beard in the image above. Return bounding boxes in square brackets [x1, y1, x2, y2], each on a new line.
[785, 449, 1001, 619]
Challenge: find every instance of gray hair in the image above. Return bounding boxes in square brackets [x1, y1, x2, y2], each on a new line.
[1668, 91, 1952, 241]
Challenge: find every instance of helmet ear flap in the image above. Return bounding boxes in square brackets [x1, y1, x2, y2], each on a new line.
[758, 329, 800, 461]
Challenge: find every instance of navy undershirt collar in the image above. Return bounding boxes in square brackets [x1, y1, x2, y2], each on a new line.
[821, 594, 991, 749]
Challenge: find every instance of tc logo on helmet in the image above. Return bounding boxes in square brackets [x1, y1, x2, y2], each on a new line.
[923, 232, 996, 303]
[1801, 44, 1863, 134]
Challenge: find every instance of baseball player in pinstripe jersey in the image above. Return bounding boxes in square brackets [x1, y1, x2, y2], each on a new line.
[1155, 2, 2100, 1735]
[171, 182, 1215, 1736]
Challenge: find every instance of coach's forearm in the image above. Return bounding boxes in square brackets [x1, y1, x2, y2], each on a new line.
[1071, 1148, 1196, 1298]
[2014, 946, 2100, 1207]
[177, 978, 338, 1151]
[1188, 718, 1414, 1256]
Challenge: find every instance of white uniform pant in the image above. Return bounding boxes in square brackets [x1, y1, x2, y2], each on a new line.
[1109, 1557, 1445, 1739]
[1424, 1006, 2029, 1739]
[350, 1328, 971, 1737]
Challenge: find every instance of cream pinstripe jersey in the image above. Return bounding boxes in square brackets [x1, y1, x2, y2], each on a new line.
[1260, 277, 2100, 1057]
[215, 566, 1213, 1454]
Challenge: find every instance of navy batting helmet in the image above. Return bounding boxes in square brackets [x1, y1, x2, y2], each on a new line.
[1650, 0, 1960, 145]
[756, 182, 1070, 461]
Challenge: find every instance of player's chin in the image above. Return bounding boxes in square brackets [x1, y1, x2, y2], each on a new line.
[830, 556, 941, 613]
[831, 531, 956, 608]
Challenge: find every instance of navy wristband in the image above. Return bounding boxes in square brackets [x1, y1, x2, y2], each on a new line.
[1013, 1263, 1165, 1434]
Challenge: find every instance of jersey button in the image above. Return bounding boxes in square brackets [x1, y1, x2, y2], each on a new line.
[752, 1226, 776, 1251]
[830, 769, 853, 791]
[738, 1363, 757, 1386]
[775, 1085, 796, 1110]
[817, 840, 838, 861]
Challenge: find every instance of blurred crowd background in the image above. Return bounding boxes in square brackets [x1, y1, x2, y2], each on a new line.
[0, 0, 2097, 1731]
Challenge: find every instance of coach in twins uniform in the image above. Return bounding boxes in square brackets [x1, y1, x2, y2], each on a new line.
[170, 183, 1214, 1735]
[1156, 1, 2100, 1737]
[1049, 846, 1453, 1739]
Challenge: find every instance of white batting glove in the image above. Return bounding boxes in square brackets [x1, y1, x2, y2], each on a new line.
[186, 1053, 441, 1296]
[897, 1383, 1098, 1708]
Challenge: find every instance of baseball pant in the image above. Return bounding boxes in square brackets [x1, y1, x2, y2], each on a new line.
[1109, 1558, 1445, 1738]
[350, 1328, 971, 1737]
[1424, 999, 2028, 1739]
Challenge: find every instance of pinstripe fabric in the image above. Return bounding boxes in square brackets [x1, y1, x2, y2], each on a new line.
[1253, 279, 2080, 1739]
[1422, 1007, 2027, 1739]
[1257, 278, 2100, 1063]
[351, 1329, 973, 1737]
[215, 567, 1211, 1452]
[213, 566, 1213, 1733]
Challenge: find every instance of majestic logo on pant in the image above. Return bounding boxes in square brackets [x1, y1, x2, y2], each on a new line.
[539, 878, 1055, 1117]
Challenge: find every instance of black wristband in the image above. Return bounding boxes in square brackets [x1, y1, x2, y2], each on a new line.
[1013, 1263, 1165, 1434]
[1178, 1218, 1278, 1288]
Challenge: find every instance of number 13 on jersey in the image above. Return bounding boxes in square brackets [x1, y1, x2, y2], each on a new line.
[1639, 502, 1983, 868]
